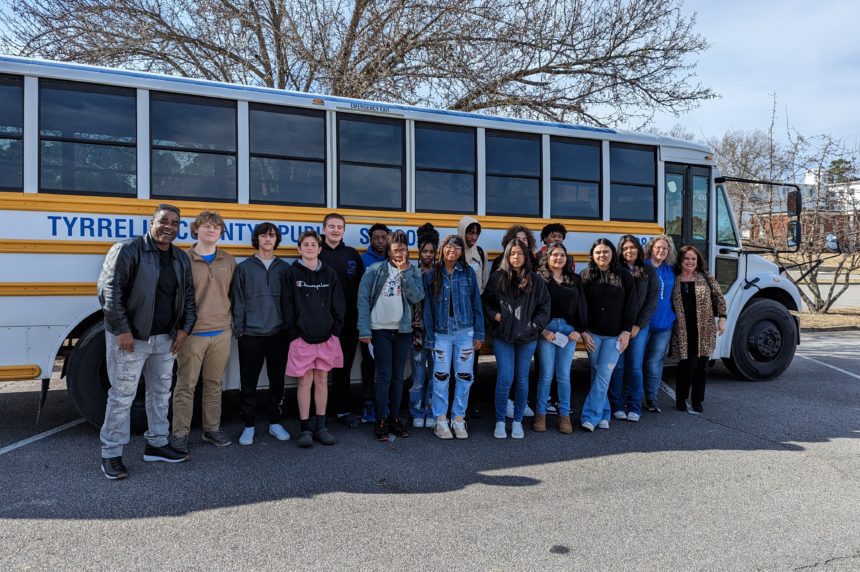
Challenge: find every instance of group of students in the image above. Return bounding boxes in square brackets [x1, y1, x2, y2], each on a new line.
[97, 204, 728, 479]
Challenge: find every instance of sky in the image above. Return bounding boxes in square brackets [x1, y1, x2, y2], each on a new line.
[647, 0, 860, 147]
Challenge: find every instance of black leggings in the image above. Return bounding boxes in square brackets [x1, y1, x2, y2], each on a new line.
[238, 333, 288, 426]
[676, 356, 708, 406]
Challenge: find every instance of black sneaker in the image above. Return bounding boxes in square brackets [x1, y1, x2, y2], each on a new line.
[675, 400, 687, 412]
[296, 430, 314, 448]
[336, 412, 360, 429]
[202, 430, 232, 447]
[691, 403, 704, 414]
[143, 444, 189, 463]
[646, 399, 662, 413]
[101, 456, 128, 480]
[314, 428, 337, 446]
[374, 419, 389, 441]
[170, 434, 188, 453]
[388, 416, 410, 438]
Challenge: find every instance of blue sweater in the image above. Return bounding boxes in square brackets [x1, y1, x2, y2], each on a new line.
[646, 259, 676, 331]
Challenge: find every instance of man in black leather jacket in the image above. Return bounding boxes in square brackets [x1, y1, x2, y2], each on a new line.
[97, 204, 197, 480]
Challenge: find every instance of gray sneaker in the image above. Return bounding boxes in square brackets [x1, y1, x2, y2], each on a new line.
[171, 434, 189, 453]
[202, 430, 232, 447]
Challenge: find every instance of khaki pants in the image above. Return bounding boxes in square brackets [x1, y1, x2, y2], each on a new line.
[172, 329, 232, 437]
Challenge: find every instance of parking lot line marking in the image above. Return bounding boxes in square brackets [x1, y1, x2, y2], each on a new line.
[0, 418, 86, 456]
[796, 354, 860, 380]
[660, 382, 676, 400]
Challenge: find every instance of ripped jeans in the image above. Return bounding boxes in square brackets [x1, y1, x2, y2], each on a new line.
[100, 332, 175, 458]
[430, 328, 475, 420]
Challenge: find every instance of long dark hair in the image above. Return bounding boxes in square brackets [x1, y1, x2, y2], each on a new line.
[617, 234, 646, 279]
[497, 239, 533, 295]
[582, 238, 623, 285]
[431, 234, 468, 297]
[538, 241, 577, 286]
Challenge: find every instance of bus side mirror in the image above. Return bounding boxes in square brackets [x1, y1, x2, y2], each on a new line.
[787, 221, 801, 250]
[787, 190, 802, 217]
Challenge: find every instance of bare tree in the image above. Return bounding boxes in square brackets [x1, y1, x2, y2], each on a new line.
[0, 0, 714, 126]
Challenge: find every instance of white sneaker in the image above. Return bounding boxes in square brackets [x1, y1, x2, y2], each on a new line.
[239, 427, 255, 446]
[424, 416, 437, 429]
[613, 411, 627, 420]
[451, 419, 468, 439]
[494, 421, 507, 439]
[546, 403, 558, 415]
[597, 419, 610, 430]
[434, 419, 453, 439]
[412, 417, 425, 428]
[581, 421, 595, 432]
[511, 421, 524, 439]
[268, 423, 291, 441]
[523, 403, 535, 417]
[627, 412, 640, 422]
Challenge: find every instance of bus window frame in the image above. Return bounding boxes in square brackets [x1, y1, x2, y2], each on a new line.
[336, 112, 406, 212]
[608, 141, 657, 223]
[37, 78, 137, 197]
[0, 73, 24, 192]
[248, 102, 326, 208]
[414, 121, 477, 214]
[549, 135, 602, 220]
[149, 90, 238, 203]
[485, 129, 543, 218]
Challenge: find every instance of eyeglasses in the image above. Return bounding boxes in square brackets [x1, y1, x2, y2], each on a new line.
[444, 245, 463, 252]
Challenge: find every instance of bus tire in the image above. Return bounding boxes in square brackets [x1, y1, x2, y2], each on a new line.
[66, 322, 148, 432]
[724, 299, 797, 381]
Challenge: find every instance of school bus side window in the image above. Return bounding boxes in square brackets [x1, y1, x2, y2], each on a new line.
[150, 92, 237, 202]
[415, 123, 476, 213]
[39, 79, 136, 196]
[337, 113, 404, 210]
[550, 137, 601, 219]
[609, 143, 657, 222]
[249, 104, 325, 207]
[0, 75, 23, 192]
[486, 130, 541, 217]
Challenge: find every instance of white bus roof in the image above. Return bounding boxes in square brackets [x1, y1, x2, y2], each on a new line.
[0, 54, 713, 154]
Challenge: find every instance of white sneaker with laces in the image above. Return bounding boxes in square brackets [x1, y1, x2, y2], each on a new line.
[581, 421, 595, 432]
[434, 418, 453, 439]
[523, 404, 535, 417]
[511, 421, 525, 439]
[425, 416, 437, 429]
[412, 417, 425, 428]
[613, 411, 627, 420]
[451, 419, 468, 439]
[627, 412, 640, 422]
[597, 419, 610, 430]
[239, 427, 255, 446]
[494, 421, 507, 439]
[268, 423, 291, 441]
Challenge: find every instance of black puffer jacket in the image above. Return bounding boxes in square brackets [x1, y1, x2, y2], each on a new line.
[482, 270, 550, 343]
[97, 233, 196, 339]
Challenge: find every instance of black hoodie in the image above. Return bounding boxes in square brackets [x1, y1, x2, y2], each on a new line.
[319, 238, 364, 323]
[282, 260, 345, 344]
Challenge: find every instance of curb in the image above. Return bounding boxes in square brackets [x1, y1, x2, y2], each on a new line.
[800, 326, 860, 332]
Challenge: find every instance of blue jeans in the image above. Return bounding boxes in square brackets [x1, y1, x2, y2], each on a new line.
[581, 333, 622, 426]
[536, 318, 576, 416]
[372, 329, 412, 420]
[409, 345, 433, 418]
[643, 327, 673, 402]
[430, 328, 476, 419]
[494, 339, 537, 423]
[608, 325, 649, 416]
[100, 332, 174, 458]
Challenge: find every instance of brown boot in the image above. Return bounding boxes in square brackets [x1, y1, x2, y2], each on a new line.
[533, 414, 546, 432]
[558, 415, 573, 434]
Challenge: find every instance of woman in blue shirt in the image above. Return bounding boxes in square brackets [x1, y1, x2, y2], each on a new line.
[641, 235, 677, 412]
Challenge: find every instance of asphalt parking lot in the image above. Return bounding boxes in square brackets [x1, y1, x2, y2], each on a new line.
[1, 331, 858, 571]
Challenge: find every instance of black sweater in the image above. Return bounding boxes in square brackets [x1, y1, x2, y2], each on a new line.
[543, 274, 587, 333]
[482, 271, 550, 343]
[628, 264, 660, 329]
[581, 267, 637, 336]
[282, 260, 345, 344]
[319, 239, 364, 323]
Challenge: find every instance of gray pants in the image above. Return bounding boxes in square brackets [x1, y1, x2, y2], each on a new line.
[100, 332, 175, 458]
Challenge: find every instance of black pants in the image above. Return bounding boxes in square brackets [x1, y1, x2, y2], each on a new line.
[238, 333, 288, 426]
[372, 329, 411, 420]
[676, 356, 708, 407]
[331, 325, 358, 414]
[360, 341, 376, 401]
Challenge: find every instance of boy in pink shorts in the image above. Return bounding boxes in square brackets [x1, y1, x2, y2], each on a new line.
[283, 230, 346, 447]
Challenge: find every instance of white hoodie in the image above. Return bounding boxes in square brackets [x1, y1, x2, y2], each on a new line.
[457, 215, 489, 293]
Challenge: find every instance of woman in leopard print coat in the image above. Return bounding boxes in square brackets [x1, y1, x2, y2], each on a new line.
[671, 245, 727, 414]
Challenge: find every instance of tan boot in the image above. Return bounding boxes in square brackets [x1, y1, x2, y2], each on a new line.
[558, 415, 573, 434]
[533, 414, 546, 432]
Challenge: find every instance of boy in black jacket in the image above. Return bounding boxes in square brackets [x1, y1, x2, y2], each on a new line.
[284, 230, 346, 447]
